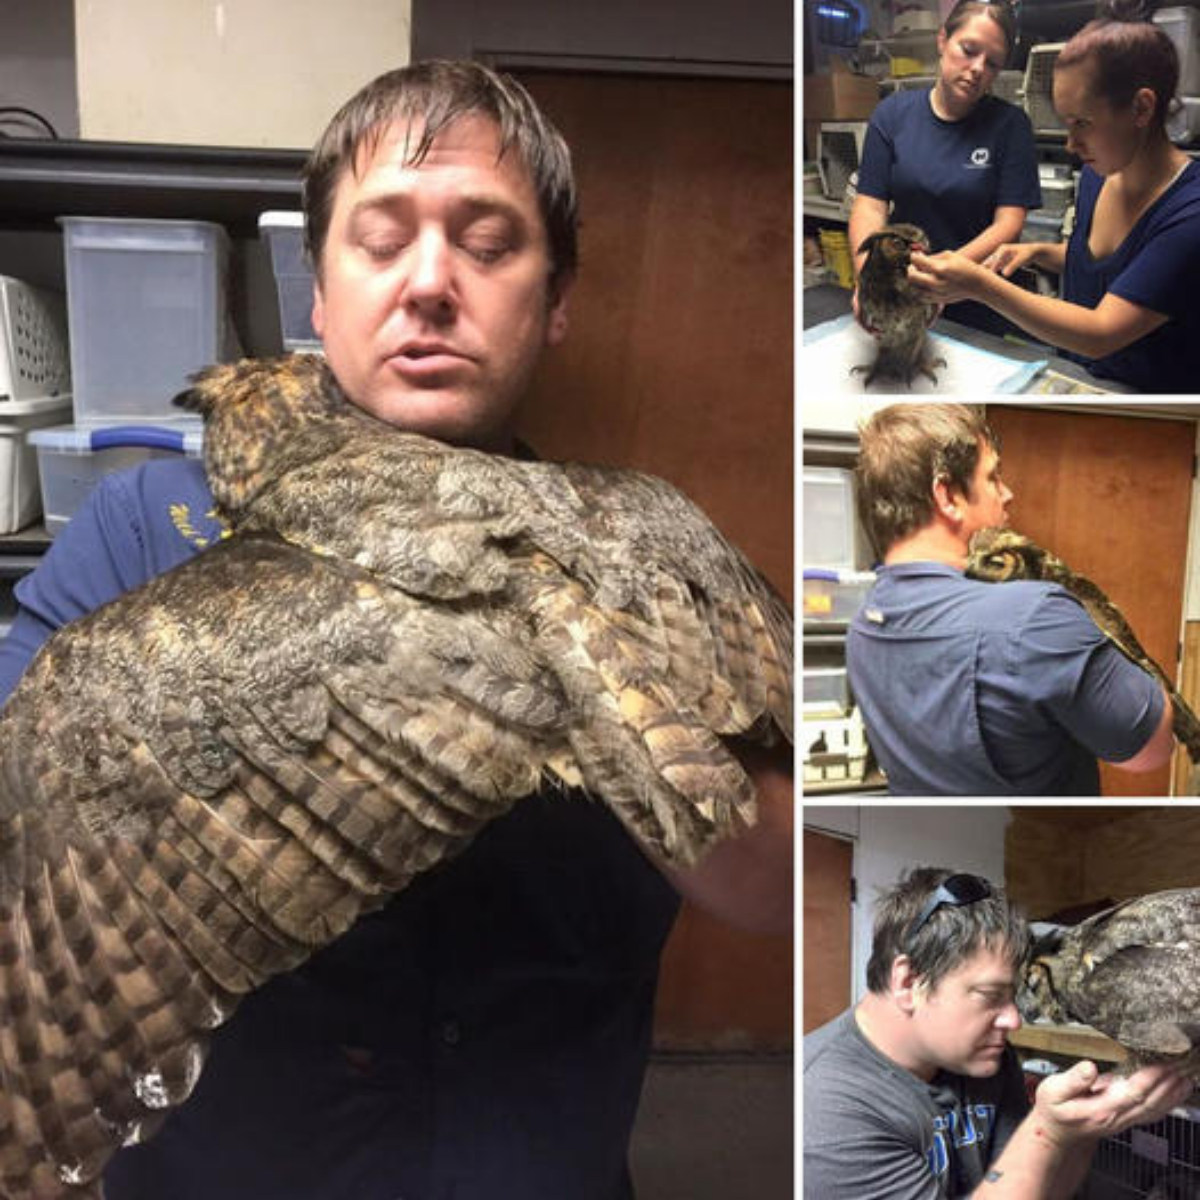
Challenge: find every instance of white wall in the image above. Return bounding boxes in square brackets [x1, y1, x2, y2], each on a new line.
[1, 1, 79, 139]
[74, 0, 412, 149]
[805, 804, 1011, 1002]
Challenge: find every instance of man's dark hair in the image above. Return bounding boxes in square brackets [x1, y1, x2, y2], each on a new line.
[302, 59, 578, 293]
[865, 866, 1029, 994]
[855, 403, 998, 557]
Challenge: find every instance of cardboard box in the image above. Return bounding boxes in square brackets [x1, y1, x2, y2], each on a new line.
[803, 69, 880, 121]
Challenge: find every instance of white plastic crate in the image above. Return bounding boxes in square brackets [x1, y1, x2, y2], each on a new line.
[258, 211, 322, 352]
[1024, 44, 1067, 136]
[58, 217, 235, 425]
[30, 423, 204, 535]
[803, 707, 869, 784]
[0, 277, 70, 404]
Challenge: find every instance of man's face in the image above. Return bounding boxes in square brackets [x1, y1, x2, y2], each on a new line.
[311, 113, 569, 451]
[912, 944, 1022, 1078]
[958, 439, 1013, 536]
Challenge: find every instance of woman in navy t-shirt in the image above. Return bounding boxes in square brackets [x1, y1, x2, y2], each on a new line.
[849, 0, 1042, 333]
[910, 0, 1200, 393]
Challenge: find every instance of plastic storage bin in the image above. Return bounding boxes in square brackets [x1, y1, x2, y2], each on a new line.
[59, 217, 234, 425]
[258, 211, 322, 352]
[803, 466, 861, 568]
[803, 667, 851, 715]
[0, 277, 71, 403]
[30, 423, 204, 534]
[803, 571, 874, 624]
[1155, 7, 1200, 95]
[0, 397, 73, 533]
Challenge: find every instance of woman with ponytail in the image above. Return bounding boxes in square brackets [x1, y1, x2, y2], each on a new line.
[910, 0, 1200, 392]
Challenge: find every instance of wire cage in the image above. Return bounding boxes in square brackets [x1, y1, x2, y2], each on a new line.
[1022, 43, 1068, 136]
[1086, 1105, 1200, 1199]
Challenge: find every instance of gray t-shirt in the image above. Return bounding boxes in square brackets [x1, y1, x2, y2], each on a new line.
[804, 1009, 1030, 1199]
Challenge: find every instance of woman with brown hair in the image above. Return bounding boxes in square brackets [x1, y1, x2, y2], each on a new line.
[910, 0, 1200, 392]
[848, 0, 1042, 333]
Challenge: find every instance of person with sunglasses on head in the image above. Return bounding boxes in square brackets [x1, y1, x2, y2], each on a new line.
[849, 0, 1042, 336]
[804, 867, 1191, 1199]
[847, 402, 1175, 795]
[909, 0, 1200, 392]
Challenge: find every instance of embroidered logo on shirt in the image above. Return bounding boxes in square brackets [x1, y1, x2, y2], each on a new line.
[968, 147, 992, 168]
[169, 503, 231, 549]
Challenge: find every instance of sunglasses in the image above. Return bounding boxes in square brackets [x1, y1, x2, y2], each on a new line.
[904, 874, 993, 947]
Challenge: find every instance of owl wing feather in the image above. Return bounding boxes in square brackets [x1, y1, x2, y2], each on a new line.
[0, 357, 793, 1196]
[1041, 890, 1200, 1060]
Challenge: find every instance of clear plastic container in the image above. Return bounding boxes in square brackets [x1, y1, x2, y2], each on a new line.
[803, 574, 873, 624]
[803, 667, 850, 714]
[30, 423, 204, 534]
[803, 466, 860, 568]
[0, 396, 73, 533]
[58, 217, 233, 425]
[1155, 7, 1200, 95]
[258, 211, 322, 352]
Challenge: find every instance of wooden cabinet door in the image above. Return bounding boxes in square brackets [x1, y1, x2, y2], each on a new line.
[987, 405, 1195, 798]
[509, 71, 793, 1049]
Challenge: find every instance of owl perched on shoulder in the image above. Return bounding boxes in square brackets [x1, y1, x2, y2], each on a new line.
[965, 527, 1200, 764]
[1018, 888, 1200, 1075]
[852, 223, 944, 389]
[0, 355, 792, 1198]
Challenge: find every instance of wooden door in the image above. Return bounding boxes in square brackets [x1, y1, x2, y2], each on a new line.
[987, 406, 1195, 797]
[511, 71, 794, 1049]
[803, 828, 854, 1034]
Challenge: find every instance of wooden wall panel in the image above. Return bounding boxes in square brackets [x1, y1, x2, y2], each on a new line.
[801, 829, 853, 1035]
[515, 72, 793, 599]
[1007, 806, 1200, 918]
[508, 72, 793, 1050]
[987, 407, 1195, 797]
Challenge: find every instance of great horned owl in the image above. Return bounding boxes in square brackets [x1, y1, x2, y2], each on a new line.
[0, 355, 793, 1198]
[965, 527, 1200, 763]
[853, 223, 945, 389]
[1018, 888, 1200, 1074]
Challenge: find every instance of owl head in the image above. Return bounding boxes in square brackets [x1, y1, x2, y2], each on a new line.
[856, 223, 931, 267]
[1016, 930, 1072, 1024]
[965, 527, 1047, 583]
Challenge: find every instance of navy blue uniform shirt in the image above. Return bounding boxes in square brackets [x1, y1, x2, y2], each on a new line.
[0, 457, 682, 1200]
[856, 89, 1041, 334]
[846, 562, 1164, 795]
[1063, 161, 1200, 393]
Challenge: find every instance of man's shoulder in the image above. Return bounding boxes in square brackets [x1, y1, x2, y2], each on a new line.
[97, 456, 224, 552]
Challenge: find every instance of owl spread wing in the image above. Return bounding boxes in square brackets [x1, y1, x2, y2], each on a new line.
[965, 527, 1200, 764]
[0, 356, 794, 1196]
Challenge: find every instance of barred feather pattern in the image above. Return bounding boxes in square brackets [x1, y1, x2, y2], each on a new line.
[0, 354, 793, 1196]
[965, 526, 1200, 762]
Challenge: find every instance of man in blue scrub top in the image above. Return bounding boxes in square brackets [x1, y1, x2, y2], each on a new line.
[846, 403, 1175, 795]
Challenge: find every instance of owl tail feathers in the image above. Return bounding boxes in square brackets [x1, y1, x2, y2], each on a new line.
[1171, 696, 1200, 765]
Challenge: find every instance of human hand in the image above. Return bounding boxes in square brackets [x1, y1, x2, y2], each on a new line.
[983, 242, 1042, 279]
[907, 249, 985, 305]
[1032, 1060, 1194, 1147]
